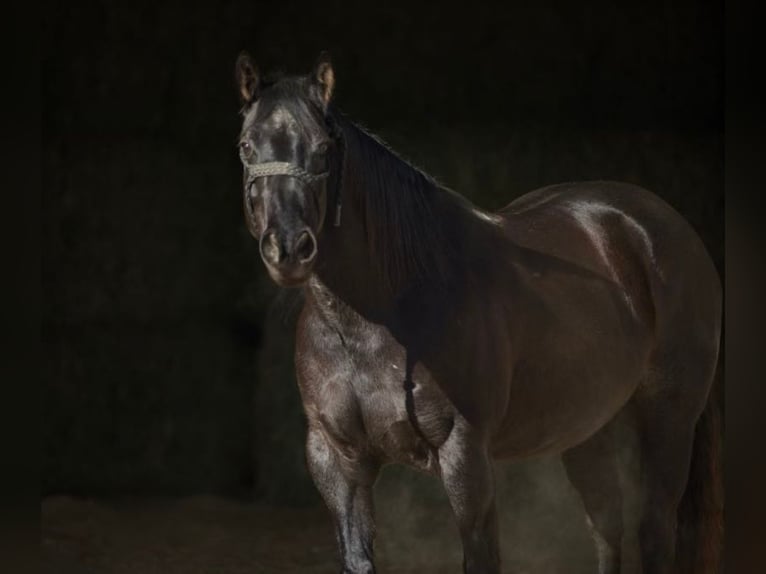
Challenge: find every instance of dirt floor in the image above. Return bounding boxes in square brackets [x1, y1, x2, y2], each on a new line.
[41, 494, 475, 574]
[43, 496, 338, 574]
[42, 459, 641, 573]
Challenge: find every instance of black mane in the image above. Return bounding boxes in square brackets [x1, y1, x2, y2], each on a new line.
[334, 112, 491, 295]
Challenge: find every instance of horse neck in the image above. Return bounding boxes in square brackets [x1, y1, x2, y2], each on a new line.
[310, 115, 503, 329]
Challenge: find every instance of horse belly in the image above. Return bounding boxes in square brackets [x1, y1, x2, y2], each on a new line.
[493, 313, 650, 458]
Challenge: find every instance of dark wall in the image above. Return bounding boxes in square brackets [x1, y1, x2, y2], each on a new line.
[43, 0, 723, 497]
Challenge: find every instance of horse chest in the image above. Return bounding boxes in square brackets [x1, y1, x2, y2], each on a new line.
[299, 320, 453, 473]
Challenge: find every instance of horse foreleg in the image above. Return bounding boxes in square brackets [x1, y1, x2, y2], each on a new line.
[306, 425, 379, 574]
[439, 416, 500, 574]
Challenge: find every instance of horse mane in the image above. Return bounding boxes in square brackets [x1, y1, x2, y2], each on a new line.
[334, 112, 477, 294]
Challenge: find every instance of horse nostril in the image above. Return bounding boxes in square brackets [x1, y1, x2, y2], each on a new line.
[260, 230, 281, 265]
[294, 230, 317, 263]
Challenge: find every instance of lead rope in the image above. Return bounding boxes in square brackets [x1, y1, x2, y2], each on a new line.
[330, 117, 346, 228]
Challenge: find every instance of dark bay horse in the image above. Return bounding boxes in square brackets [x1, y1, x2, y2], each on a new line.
[234, 52, 722, 574]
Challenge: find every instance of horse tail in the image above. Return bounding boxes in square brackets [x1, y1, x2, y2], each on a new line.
[676, 362, 723, 574]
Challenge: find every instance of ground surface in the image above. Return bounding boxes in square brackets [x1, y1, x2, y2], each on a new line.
[43, 458, 645, 573]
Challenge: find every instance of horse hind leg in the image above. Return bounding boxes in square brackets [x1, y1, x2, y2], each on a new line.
[632, 405, 695, 574]
[562, 419, 624, 574]
[633, 349, 718, 574]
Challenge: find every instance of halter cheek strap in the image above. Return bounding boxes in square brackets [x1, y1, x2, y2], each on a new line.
[330, 124, 345, 228]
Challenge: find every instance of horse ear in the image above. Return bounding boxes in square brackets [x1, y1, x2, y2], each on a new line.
[310, 52, 335, 109]
[235, 51, 260, 105]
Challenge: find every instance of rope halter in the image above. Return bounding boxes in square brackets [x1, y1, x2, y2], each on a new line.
[245, 161, 329, 185]
[245, 161, 342, 227]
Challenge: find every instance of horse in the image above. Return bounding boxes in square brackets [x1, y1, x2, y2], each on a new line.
[233, 52, 722, 574]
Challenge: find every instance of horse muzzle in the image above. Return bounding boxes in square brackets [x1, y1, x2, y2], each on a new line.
[259, 227, 318, 286]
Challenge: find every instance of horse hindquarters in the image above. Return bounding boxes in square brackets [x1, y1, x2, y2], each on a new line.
[614, 184, 723, 573]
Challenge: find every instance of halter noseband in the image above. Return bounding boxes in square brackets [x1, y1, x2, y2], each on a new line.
[245, 162, 329, 185]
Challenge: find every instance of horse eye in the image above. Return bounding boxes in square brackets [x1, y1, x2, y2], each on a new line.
[239, 141, 255, 161]
[316, 141, 331, 156]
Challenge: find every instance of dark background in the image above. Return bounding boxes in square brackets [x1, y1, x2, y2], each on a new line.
[42, 0, 723, 504]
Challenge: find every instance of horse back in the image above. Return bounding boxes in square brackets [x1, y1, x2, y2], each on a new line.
[501, 180, 720, 331]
